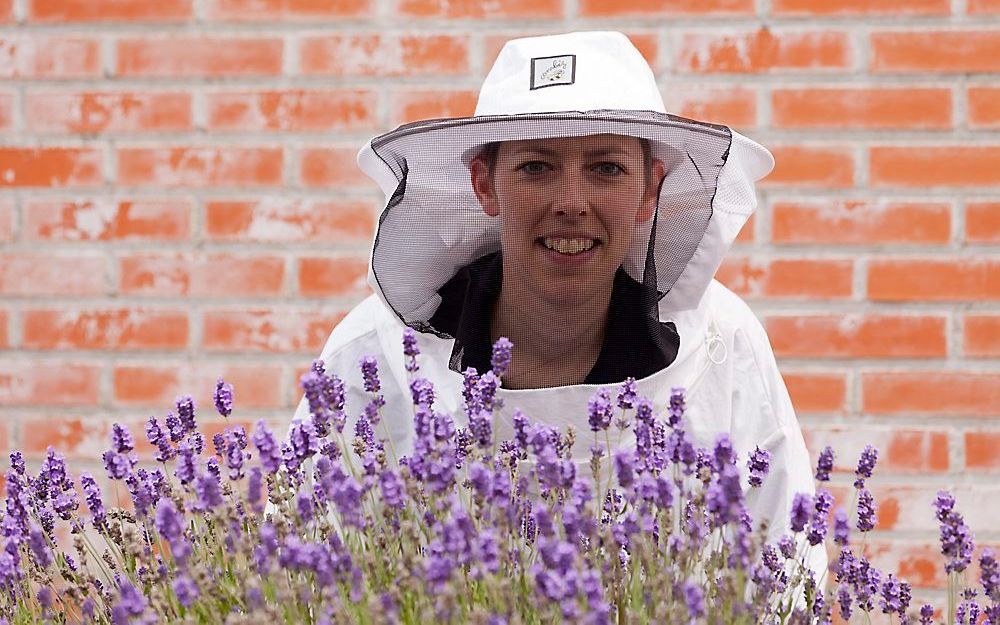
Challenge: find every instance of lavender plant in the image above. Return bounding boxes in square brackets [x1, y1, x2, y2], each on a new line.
[0, 332, 995, 624]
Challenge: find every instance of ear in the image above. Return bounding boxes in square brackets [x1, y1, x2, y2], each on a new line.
[637, 158, 666, 223]
[470, 157, 500, 217]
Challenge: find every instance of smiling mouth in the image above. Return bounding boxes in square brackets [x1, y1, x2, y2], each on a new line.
[535, 237, 601, 255]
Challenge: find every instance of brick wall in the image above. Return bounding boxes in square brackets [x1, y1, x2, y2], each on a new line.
[1, 0, 998, 610]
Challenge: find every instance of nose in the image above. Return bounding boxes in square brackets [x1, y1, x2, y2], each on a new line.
[550, 170, 588, 217]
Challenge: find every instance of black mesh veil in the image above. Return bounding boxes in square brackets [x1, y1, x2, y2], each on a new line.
[363, 110, 734, 386]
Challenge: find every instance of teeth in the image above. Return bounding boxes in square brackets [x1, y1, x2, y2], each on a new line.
[543, 237, 596, 254]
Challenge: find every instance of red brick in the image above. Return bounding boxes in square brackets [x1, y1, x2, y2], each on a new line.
[579, 0, 750, 15]
[868, 258, 999, 301]
[871, 31, 1000, 73]
[0, 254, 107, 296]
[297, 255, 370, 297]
[0, 0, 11, 21]
[116, 147, 283, 187]
[0, 362, 100, 406]
[772, 87, 951, 129]
[400, 0, 561, 17]
[206, 90, 377, 132]
[783, 372, 847, 413]
[676, 29, 850, 74]
[116, 37, 283, 77]
[774, 0, 947, 13]
[0, 310, 7, 348]
[390, 90, 477, 125]
[767, 314, 947, 358]
[300, 147, 374, 188]
[969, 0, 1000, 12]
[735, 214, 754, 243]
[716, 257, 854, 299]
[24, 199, 191, 241]
[0, 147, 102, 187]
[967, 202, 1000, 243]
[25, 91, 191, 134]
[969, 87, 1000, 128]
[771, 200, 951, 244]
[863, 371, 1000, 416]
[0, 200, 13, 242]
[23, 309, 189, 350]
[29, 0, 192, 21]
[205, 0, 370, 20]
[764, 145, 854, 187]
[118, 253, 285, 297]
[300, 34, 467, 77]
[803, 428, 950, 474]
[871, 146, 1000, 187]
[0, 35, 101, 78]
[964, 315, 1000, 358]
[18, 417, 109, 459]
[868, 541, 946, 589]
[113, 362, 283, 408]
[966, 432, 1000, 469]
[664, 85, 757, 128]
[484, 33, 658, 72]
[202, 309, 346, 352]
[206, 199, 374, 242]
[0, 92, 13, 130]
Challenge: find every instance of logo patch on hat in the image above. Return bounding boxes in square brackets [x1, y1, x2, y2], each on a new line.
[530, 54, 576, 90]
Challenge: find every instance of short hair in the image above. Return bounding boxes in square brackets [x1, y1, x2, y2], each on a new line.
[476, 137, 655, 186]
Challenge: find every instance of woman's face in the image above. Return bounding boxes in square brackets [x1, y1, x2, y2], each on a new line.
[471, 133, 664, 305]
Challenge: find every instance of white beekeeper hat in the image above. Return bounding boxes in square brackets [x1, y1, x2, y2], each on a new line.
[357, 31, 773, 332]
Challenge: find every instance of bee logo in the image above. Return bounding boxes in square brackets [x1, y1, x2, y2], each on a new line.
[530, 54, 576, 90]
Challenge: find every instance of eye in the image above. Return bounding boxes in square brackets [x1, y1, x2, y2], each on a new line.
[594, 162, 625, 176]
[517, 161, 550, 175]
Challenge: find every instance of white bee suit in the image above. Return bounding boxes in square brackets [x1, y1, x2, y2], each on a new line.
[287, 30, 827, 587]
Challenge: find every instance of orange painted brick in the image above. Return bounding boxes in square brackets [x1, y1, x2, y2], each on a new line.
[202, 309, 346, 352]
[579, 0, 750, 15]
[868, 258, 999, 301]
[734, 214, 754, 243]
[300, 147, 375, 189]
[772, 87, 951, 129]
[0, 254, 107, 296]
[484, 33, 658, 71]
[18, 417, 109, 459]
[863, 371, 1000, 416]
[716, 257, 854, 299]
[298, 255, 371, 297]
[23, 309, 189, 350]
[390, 90, 478, 125]
[774, 0, 947, 14]
[24, 199, 191, 241]
[0, 311, 7, 348]
[205, 0, 370, 20]
[0, 362, 100, 406]
[664, 85, 757, 128]
[25, 91, 191, 134]
[771, 200, 951, 244]
[963, 315, 1000, 358]
[0, 35, 101, 78]
[969, 87, 1000, 128]
[764, 146, 854, 187]
[113, 363, 283, 408]
[300, 34, 467, 77]
[803, 428, 950, 474]
[0, 92, 13, 130]
[969, 0, 1000, 11]
[871, 146, 1000, 187]
[869, 541, 946, 589]
[967, 202, 1000, 243]
[767, 314, 947, 358]
[206, 199, 375, 242]
[0, 0, 11, 21]
[116, 37, 283, 77]
[871, 31, 1000, 73]
[0, 147, 102, 187]
[206, 90, 377, 132]
[0, 200, 13, 242]
[782, 372, 847, 413]
[118, 253, 285, 297]
[676, 29, 850, 74]
[400, 0, 561, 18]
[117, 147, 283, 187]
[966, 432, 1000, 469]
[29, 0, 192, 21]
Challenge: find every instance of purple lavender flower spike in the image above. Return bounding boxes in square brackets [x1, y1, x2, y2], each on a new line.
[613, 450, 635, 489]
[857, 487, 877, 532]
[833, 507, 850, 546]
[919, 604, 935, 625]
[110, 423, 134, 455]
[214, 377, 233, 418]
[173, 574, 200, 607]
[80, 473, 106, 528]
[247, 467, 264, 514]
[587, 387, 613, 432]
[176, 395, 196, 435]
[616, 377, 638, 410]
[879, 573, 904, 615]
[112, 579, 152, 625]
[252, 420, 282, 475]
[8, 452, 25, 476]
[790, 493, 812, 533]
[402, 327, 420, 373]
[491, 336, 513, 378]
[146, 417, 174, 463]
[360, 356, 381, 394]
[679, 581, 705, 619]
[155, 499, 191, 566]
[934, 490, 974, 573]
[174, 442, 197, 485]
[815, 446, 834, 482]
[837, 584, 853, 621]
[102, 450, 133, 481]
[807, 490, 833, 546]
[28, 524, 52, 568]
[667, 387, 686, 427]
[194, 471, 223, 512]
[747, 446, 771, 487]
[855, 444, 878, 488]
[981, 547, 999, 602]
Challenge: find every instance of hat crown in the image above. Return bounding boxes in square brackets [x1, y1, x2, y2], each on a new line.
[475, 31, 667, 116]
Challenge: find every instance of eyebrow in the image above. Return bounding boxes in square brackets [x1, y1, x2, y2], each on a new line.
[512, 146, 630, 158]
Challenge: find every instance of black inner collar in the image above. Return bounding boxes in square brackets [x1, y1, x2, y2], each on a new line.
[427, 251, 679, 384]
